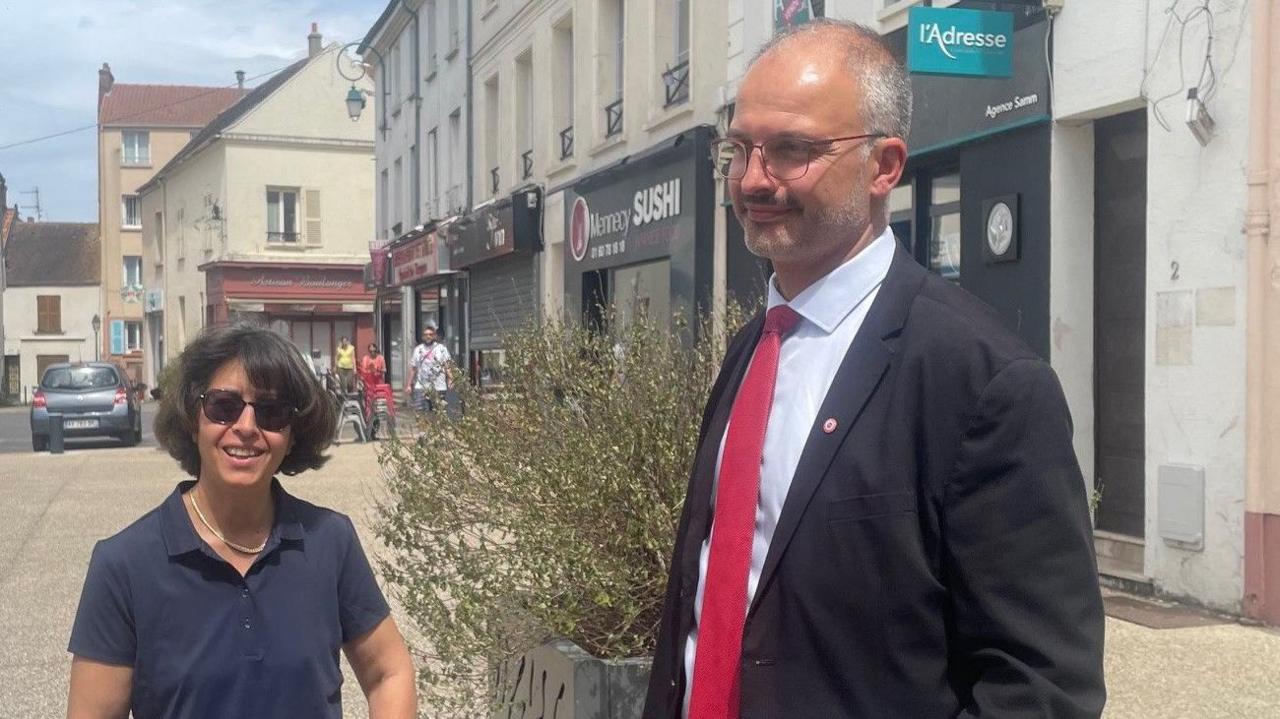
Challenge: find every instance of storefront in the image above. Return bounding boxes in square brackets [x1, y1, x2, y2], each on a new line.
[563, 125, 717, 336]
[202, 261, 375, 375]
[386, 227, 464, 385]
[887, 10, 1052, 357]
[448, 187, 543, 387]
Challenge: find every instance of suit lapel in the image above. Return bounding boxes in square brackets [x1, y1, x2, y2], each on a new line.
[748, 245, 927, 617]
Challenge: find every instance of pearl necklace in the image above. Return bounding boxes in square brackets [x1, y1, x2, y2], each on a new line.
[189, 492, 269, 555]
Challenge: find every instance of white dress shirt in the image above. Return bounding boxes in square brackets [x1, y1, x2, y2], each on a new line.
[682, 227, 896, 715]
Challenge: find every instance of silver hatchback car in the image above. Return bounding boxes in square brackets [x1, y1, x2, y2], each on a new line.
[30, 362, 143, 451]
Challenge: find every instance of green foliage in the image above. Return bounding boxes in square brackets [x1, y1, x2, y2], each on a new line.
[374, 306, 752, 715]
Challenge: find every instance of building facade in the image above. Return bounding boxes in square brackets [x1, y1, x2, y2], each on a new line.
[96, 66, 244, 389]
[1, 221, 101, 402]
[138, 29, 377, 387]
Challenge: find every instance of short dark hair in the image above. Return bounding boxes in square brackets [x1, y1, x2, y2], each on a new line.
[154, 323, 337, 478]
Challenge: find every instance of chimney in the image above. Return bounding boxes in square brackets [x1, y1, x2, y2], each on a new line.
[97, 62, 114, 108]
[308, 22, 322, 58]
[235, 70, 245, 89]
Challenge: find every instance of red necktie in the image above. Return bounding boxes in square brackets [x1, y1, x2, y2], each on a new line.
[689, 304, 802, 718]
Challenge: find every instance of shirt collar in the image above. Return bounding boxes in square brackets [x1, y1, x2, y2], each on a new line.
[160, 477, 305, 558]
[766, 225, 897, 335]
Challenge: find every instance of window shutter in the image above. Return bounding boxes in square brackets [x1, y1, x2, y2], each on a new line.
[110, 320, 126, 355]
[305, 190, 322, 246]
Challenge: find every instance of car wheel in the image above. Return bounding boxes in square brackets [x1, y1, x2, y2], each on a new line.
[33, 435, 47, 452]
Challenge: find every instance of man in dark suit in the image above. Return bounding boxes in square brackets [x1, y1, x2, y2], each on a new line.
[642, 19, 1105, 719]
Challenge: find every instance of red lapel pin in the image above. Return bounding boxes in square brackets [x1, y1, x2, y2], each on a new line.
[822, 418, 838, 434]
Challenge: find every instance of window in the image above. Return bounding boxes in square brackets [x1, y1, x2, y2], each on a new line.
[122, 195, 141, 228]
[123, 256, 143, 287]
[660, 0, 691, 107]
[928, 172, 961, 282]
[485, 75, 499, 195]
[516, 51, 533, 179]
[554, 17, 575, 159]
[426, 0, 439, 76]
[36, 295, 61, 334]
[393, 157, 404, 234]
[380, 169, 390, 239]
[122, 131, 150, 165]
[448, 0, 460, 56]
[411, 144, 421, 225]
[125, 321, 143, 352]
[448, 108, 462, 211]
[266, 189, 299, 242]
[154, 211, 164, 263]
[391, 41, 403, 108]
[598, 0, 624, 137]
[428, 128, 440, 217]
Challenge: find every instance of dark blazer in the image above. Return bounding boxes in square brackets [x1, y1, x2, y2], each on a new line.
[642, 245, 1106, 718]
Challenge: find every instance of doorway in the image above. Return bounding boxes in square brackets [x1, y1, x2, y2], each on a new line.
[1093, 110, 1148, 539]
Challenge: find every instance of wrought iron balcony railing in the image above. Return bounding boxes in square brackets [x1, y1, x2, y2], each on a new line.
[559, 125, 574, 160]
[490, 167, 500, 195]
[662, 60, 690, 108]
[266, 231, 299, 244]
[605, 98, 624, 138]
[522, 149, 534, 179]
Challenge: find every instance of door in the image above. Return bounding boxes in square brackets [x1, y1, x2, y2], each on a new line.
[612, 258, 671, 332]
[1093, 110, 1147, 538]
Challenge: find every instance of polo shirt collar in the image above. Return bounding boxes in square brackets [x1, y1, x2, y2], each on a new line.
[160, 477, 305, 557]
[766, 225, 896, 335]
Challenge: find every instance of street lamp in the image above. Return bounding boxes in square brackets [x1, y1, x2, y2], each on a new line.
[337, 42, 383, 126]
[91, 314, 101, 361]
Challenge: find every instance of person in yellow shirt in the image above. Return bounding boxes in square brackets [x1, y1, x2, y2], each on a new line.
[336, 336, 357, 393]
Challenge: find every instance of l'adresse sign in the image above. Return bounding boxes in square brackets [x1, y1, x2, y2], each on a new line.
[908, 7, 1014, 78]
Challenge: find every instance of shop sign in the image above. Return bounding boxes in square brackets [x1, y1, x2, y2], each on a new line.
[568, 176, 686, 266]
[908, 19, 1050, 155]
[450, 188, 542, 268]
[391, 232, 439, 286]
[908, 7, 1013, 78]
[216, 265, 371, 301]
[249, 274, 353, 290]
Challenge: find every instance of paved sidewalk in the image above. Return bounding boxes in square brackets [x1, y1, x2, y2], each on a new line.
[1, 441, 1277, 716]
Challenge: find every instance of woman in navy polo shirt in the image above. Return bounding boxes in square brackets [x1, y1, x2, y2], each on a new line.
[66, 324, 416, 718]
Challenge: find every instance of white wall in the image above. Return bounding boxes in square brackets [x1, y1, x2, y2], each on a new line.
[1052, 0, 1252, 610]
[2, 286, 101, 397]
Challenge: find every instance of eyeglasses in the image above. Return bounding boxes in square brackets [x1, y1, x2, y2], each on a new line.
[199, 389, 296, 433]
[710, 133, 886, 181]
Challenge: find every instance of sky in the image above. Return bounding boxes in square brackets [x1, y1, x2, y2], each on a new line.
[0, 0, 385, 222]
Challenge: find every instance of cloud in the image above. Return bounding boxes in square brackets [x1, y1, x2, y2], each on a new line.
[0, 0, 383, 222]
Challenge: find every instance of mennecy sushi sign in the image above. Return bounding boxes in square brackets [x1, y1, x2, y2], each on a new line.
[908, 7, 1014, 78]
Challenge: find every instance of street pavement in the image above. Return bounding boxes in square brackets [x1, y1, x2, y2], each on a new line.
[0, 424, 1277, 717]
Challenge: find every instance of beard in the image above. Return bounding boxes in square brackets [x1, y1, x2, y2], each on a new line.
[739, 190, 869, 266]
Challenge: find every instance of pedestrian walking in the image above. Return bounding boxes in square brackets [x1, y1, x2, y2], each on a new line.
[336, 336, 357, 393]
[642, 19, 1104, 719]
[66, 324, 417, 718]
[405, 326, 452, 414]
[361, 342, 387, 385]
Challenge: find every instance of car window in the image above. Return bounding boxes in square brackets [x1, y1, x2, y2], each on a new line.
[41, 367, 120, 390]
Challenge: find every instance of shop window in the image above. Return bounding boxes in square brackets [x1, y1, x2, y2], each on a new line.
[929, 172, 961, 282]
[266, 189, 299, 243]
[889, 179, 914, 249]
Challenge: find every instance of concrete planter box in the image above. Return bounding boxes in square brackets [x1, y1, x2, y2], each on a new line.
[492, 639, 651, 719]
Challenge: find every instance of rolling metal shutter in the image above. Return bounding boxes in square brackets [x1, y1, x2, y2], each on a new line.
[467, 254, 538, 351]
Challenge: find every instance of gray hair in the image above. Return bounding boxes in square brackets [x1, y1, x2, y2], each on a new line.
[749, 19, 913, 142]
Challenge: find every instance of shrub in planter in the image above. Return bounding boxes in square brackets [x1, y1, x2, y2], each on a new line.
[374, 306, 750, 715]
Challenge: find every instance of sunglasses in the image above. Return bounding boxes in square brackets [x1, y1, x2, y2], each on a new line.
[199, 389, 296, 432]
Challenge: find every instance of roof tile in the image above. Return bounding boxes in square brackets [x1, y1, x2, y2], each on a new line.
[5, 222, 100, 287]
[99, 84, 245, 128]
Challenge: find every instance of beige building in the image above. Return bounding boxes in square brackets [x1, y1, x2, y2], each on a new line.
[1, 222, 100, 403]
[138, 29, 377, 388]
[96, 65, 243, 387]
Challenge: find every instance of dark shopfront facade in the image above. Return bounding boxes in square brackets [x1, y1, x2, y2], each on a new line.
[564, 125, 717, 335]
[886, 8, 1054, 358]
[386, 228, 464, 388]
[448, 187, 543, 387]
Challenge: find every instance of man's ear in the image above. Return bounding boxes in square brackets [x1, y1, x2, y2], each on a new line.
[868, 137, 908, 201]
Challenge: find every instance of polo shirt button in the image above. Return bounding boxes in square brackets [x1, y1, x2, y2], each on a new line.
[241, 588, 249, 598]
[243, 620, 251, 629]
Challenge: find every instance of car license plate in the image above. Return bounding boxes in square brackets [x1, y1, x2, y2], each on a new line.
[63, 419, 98, 430]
